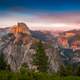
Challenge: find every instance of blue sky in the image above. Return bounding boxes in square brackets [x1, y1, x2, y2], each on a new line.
[0, 0, 80, 12]
[0, 0, 80, 11]
[0, 0, 80, 30]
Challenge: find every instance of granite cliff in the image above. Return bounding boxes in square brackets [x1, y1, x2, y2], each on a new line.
[0, 23, 62, 72]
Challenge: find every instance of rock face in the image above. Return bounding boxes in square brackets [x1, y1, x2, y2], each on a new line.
[0, 23, 62, 72]
[10, 23, 31, 45]
[10, 23, 30, 35]
[45, 48, 62, 72]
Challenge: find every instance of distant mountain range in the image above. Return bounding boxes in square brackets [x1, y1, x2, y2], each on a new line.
[0, 23, 80, 72]
[0, 26, 56, 42]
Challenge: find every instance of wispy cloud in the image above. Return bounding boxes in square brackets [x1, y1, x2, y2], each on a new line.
[0, 12, 80, 31]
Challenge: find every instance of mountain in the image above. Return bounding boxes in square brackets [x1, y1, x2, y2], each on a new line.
[0, 22, 62, 72]
[0, 27, 9, 37]
[58, 29, 80, 65]
[0, 25, 54, 42]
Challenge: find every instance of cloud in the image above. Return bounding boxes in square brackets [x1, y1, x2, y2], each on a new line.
[0, 12, 80, 30]
[37, 12, 80, 23]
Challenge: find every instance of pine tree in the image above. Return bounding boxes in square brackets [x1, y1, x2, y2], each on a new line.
[59, 64, 73, 76]
[76, 64, 80, 76]
[59, 65, 66, 76]
[0, 51, 8, 70]
[33, 41, 48, 72]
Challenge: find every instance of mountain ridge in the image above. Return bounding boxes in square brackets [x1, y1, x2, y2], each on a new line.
[0, 22, 62, 72]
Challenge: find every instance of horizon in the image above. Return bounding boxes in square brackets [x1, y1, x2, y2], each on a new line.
[0, 0, 80, 30]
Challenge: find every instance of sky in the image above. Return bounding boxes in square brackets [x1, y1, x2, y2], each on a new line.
[0, 0, 80, 30]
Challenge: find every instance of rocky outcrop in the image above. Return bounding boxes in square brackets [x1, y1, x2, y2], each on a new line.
[10, 23, 30, 35]
[0, 23, 62, 72]
[10, 23, 31, 45]
[45, 48, 62, 72]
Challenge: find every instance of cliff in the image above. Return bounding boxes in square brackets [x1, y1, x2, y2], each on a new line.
[0, 23, 62, 72]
